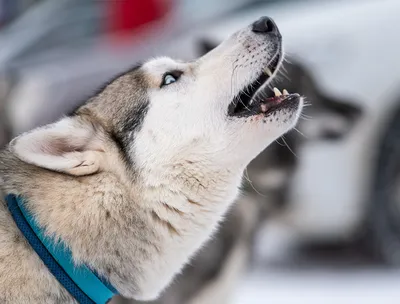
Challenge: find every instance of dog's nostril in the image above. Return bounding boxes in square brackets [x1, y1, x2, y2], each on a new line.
[266, 19, 274, 32]
[252, 16, 281, 37]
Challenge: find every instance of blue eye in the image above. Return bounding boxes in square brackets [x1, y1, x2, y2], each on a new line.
[160, 71, 183, 87]
[162, 74, 177, 86]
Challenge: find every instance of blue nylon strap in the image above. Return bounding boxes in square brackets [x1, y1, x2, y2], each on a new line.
[5, 194, 118, 304]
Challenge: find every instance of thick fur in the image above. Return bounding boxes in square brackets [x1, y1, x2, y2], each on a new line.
[118, 42, 363, 304]
[0, 20, 302, 303]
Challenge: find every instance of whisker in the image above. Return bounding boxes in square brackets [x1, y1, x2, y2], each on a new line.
[300, 116, 313, 121]
[281, 136, 299, 159]
[301, 113, 313, 119]
[275, 138, 286, 147]
[293, 127, 308, 139]
[243, 167, 268, 198]
[282, 53, 293, 64]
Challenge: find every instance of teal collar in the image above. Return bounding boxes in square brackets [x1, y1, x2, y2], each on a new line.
[5, 194, 118, 304]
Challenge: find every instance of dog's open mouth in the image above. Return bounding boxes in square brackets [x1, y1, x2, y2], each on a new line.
[228, 55, 300, 118]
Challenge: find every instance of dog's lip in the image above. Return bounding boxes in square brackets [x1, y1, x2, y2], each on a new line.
[260, 92, 301, 113]
[231, 92, 301, 118]
[228, 51, 285, 117]
[228, 75, 302, 118]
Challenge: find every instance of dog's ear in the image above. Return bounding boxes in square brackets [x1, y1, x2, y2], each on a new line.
[10, 117, 105, 176]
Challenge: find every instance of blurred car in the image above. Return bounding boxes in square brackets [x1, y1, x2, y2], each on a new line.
[186, 0, 400, 264]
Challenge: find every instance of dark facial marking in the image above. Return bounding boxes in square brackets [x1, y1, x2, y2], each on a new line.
[79, 64, 150, 168]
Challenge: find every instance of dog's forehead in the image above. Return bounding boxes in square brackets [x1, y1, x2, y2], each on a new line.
[143, 57, 187, 75]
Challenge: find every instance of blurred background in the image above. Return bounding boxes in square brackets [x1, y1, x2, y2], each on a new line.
[1, 0, 400, 303]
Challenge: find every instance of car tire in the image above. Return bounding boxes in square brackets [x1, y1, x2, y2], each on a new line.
[367, 102, 400, 265]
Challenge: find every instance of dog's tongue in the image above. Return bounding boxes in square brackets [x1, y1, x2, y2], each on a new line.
[259, 88, 299, 113]
[260, 98, 281, 112]
[259, 87, 286, 112]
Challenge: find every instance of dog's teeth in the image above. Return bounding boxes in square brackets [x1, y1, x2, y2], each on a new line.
[265, 68, 272, 77]
[273, 87, 282, 97]
[283, 89, 289, 96]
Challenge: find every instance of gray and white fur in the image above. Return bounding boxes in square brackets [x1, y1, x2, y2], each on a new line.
[0, 18, 302, 303]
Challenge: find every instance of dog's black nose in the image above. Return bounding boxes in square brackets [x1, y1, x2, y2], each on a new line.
[252, 16, 281, 37]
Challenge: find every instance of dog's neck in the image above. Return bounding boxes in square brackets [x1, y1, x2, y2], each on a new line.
[0, 150, 243, 300]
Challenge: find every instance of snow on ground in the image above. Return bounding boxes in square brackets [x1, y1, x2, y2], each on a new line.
[233, 268, 400, 304]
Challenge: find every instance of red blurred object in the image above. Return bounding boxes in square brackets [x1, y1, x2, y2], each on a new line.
[105, 0, 172, 43]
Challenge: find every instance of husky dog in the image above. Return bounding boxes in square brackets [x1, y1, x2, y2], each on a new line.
[119, 41, 362, 304]
[0, 17, 302, 303]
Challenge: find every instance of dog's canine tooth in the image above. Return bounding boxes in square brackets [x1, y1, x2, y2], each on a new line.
[273, 88, 282, 97]
[283, 89, 289, 96]
[265, 68, 272, 77]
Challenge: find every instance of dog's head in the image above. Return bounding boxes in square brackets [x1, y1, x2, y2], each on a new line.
[198, 38, 363, 144]
[9, 17, 302, 181]
[196, 37, 363, 214]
